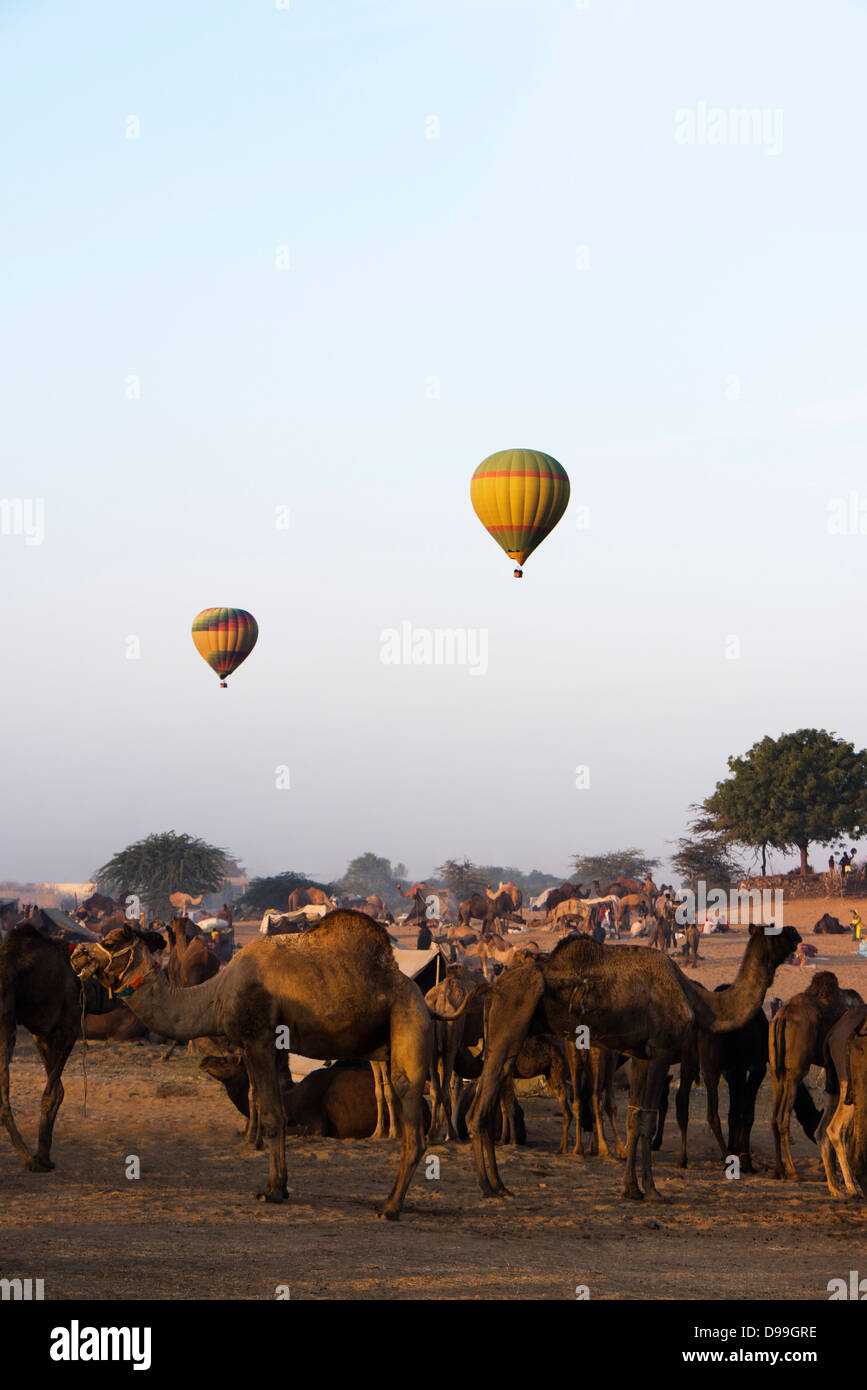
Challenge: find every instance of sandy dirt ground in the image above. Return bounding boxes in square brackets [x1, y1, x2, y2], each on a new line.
[3, 899, 867, 1301]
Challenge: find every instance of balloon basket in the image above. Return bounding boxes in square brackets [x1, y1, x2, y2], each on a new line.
[220, 681, 227, 689]
[513, 568, 523, 579]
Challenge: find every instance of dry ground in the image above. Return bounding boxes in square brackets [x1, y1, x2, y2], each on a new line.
[2, 898, 867, 1300]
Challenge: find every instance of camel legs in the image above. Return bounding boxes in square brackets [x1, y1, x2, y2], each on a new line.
[0, 1025, 38, 1170]
[564, 1042, 582, 1155]
[819, 1095, 862, 1199]
[729, 1064, 764, 1171]
[771, 1073, 802, 1180]
[624, 1056, 669, 1201]
[592, 1050, 626, 1160]
[32, 1029, 76, 1172]
[377, 1006, 430, 1220]
[245, 1038, 288, 1203]
[704, 1070, 728, 1162]
[371, 1061, 398, 1139]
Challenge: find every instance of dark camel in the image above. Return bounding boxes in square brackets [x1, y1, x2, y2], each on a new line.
[817, 1005, 867, 1198]
[462, 924, 799, 1201]
[71, 910, 432, 1218]
[769, 971, 863, 1180]
[674, 987, 820, 1172]
[0, 924, 113, 1170]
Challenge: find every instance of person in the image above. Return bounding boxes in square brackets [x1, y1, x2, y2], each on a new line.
[828, 853, 836, 880]
[416, 920, 433, 950]
[591, 919, 606, 944]
[601, 906, 613, 936]
[840, 851, 851, 877]
[851, 910, 862, 942]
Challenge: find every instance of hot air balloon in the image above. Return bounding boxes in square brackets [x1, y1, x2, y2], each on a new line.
[191, 608, 258, 688]
[470, 448, 570, 577]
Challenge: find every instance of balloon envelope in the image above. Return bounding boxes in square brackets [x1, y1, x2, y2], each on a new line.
[192, 608, 258, 685]
[470, 449, 570, 569]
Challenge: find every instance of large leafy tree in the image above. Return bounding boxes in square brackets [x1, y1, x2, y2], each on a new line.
[434, 858, 488, 900]
[570, 849, 661, 886]
[702, 729, 867, 875]
[239, 871, 331, 913]
[332, 853, 400, 903]
[95, 831, 230, 920]
[670, 830, 743, 892]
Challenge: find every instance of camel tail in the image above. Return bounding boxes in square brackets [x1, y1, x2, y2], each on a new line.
[428, 984, 490, 1021]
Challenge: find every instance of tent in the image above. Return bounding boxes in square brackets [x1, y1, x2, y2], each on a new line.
[391, 944, 447, 994]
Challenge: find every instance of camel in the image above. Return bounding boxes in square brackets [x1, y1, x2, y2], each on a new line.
[769, 971, 863, 1180]
[168, 892, 204, 914]
[568, 1046, 627, 1159]
[673, 989, 819, 1171]
[460, 923, 800, 1201]
[541, 883, 583, 913]
[84, 1003, 152, 1042]
[817, 1005, 867, 1198]
[496, 1037, 573, 1150]
[166, 919, 220, 988]
[845, 1016, 867, 1191]
[0, 924, 114, 1170]
[487, 881, 523, 912]
[286, 886, 329, 912]
[71, 910, 433, 1218]
[613, 894, 651, 933]
[681, 922, 700, 967]
[813, 913, 847, 936]
[425, 967, 485, 1141]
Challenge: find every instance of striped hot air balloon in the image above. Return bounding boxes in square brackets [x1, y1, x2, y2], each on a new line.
[470, 449, 570, 577]
[191, 608, 258, 688]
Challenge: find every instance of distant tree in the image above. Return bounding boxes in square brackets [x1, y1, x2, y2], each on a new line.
[670, 829, 743, 892]
[702, 729, 867, 876]
[570, 849, 661, 886]
[434, 858, 488, 900]
[332, 853, 400, 903]
[95, 831, 229, 920]
[239, 871, 331, 913]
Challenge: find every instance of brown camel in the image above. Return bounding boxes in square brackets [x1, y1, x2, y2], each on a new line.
[425, 967, 485, 1141]
[487, 881, 523, 912]
[71, 910, 433, 1218]
[285, 886, 332, 912]
[1, 924, 113, 1170]
[497, 1036, 573, 1150]
[845, 1016, 867, 1191]
[769, 971, 863, 1180]
[458, 891, 516, 933]
[461, 923, 799, 1201]
[614, 894, 652, 932]
[817, 1005, 867, 1198]
[168, 892, 204, 914]
[166, 919, 220, 989]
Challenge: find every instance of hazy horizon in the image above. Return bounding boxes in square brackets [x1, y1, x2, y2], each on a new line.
[3, 0, 866, 886]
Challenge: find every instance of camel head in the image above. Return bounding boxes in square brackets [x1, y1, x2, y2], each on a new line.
[70, 924, 157, 997]
[747, 921, 801, 968]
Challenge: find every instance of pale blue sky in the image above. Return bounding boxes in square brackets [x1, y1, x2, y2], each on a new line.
[2, 0, 867, 884]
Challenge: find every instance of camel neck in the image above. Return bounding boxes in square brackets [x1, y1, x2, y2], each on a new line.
[687, 933, 773, 1031]
[124, 966, 224, 1041]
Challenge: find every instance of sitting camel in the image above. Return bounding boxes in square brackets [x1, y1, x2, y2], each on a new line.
[769, 971, 864, 1180]
[71, 910, 433, 1217]
[817, 1004, 867, 1198]
[455, 923, 799, 1201]
[1, 924, 113, 1170]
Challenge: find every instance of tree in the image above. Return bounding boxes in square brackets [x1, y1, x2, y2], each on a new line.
[95, 831, 230, 920]
[670, 831, 743, 892]
[332, 853, 400, 903]
[570, 849, 661, 886]
[434, 858, 488, 900]
[239, 871, 331, 913]
[702, 729, 867, 875]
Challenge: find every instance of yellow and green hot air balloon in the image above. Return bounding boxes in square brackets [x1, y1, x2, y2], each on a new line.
[470, 448, 570, 577]
[191, 608, 258, 688]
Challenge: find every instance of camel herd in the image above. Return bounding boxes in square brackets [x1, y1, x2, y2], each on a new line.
[3, 895, 867, 1222]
